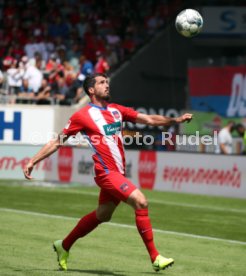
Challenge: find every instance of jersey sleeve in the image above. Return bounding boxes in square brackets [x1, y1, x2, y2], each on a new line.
[62, 112, 84, 137]
[113, 104, 138, 123]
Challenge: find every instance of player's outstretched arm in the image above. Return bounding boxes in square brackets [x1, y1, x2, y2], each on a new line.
[135, 113, 193, 126]
[23, 133, 67, 180]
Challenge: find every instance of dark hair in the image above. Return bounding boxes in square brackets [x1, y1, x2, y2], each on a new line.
[226, 121, 235, 132]
[235, 123, 244, 130]
[235, 123, 245, 137]
[83, 73, 108, 96]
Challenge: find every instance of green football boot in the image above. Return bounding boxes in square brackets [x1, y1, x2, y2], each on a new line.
[53, 240, 69, 271]
[152, 255, 174, 272]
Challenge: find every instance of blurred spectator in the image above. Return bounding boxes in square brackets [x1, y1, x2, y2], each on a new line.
[215, 121, 235, 155]
[44, 36, 55, 61]
[35, 77, 52, 105]
[121, 34, 136, 56]
[48, 16, 70, 39]
[106, 45, 119, 67]
[79, 55, 94, 81]
[6, 60, 24, 96]
[166, 125, 177, 151]
[21, 0, 39, 29]
[0, 69, 3, 88]
[155, 133, 167, 151]
[83, 33, 106, 63]
[45, 53, 63, 85]
[56, 44, 67, 64]
[28, 51, 46, 71]
[24, 35, 41, 59]
[60, 77, 84, 105]
[9, 41, 25, 60]
[235, 123, 246, 155]
[3, 55, 15, 71]
[155, 126, 177, 151]
[62, 61, 77, 87]
[32, 17, 45, 38]
[145, 9, 164, 35]
[76, 13, 90, 39]
[66, 43, 81, 73]
[94, 51, 110, 74]
[20, 59, 43, 98]
[106, 29, 121, 46]
[52, 70, 69, 103]
[3, 1, 17, 28]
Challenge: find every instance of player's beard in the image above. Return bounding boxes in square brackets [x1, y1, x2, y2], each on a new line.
[99, 92, 111, 102]
[103, 94, 111, 101]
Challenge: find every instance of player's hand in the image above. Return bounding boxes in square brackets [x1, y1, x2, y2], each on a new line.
[176, 113, 193, 123]
[23, 161, 34, 180]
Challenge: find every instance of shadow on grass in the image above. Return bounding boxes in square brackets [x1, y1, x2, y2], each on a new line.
[13, 268, 127, 275]
[13, 268, 158, 275]
[141, 272, 163, 275]
[67, 270, 159, 275]
[67, 269, 126, 275]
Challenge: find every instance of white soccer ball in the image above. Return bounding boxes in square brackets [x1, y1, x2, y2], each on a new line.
[175, 9, 203, 38]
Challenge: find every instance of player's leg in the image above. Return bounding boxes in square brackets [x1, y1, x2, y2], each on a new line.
[95, 172, 174, 271]
[54, 189, 119, 271]
[96, 172, 159, 262]
[127, 189, 174, 271]
[62, 201, 117, 251]
[126, 189, 158, 262]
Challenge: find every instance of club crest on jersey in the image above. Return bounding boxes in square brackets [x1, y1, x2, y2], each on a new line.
[112, 110, 120, 120]
[120, 183, 129, 192]
[103, 121, 121, 135]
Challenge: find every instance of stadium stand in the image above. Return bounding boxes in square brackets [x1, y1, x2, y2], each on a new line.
[0, 0, 183, 105]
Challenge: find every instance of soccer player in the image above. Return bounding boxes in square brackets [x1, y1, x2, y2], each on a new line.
[23, 73, 193, 272]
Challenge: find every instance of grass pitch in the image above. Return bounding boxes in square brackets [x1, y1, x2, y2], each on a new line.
[0, 179, 245, 276]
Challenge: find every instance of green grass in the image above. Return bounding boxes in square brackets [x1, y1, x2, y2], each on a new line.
[0, 179, 246, 276]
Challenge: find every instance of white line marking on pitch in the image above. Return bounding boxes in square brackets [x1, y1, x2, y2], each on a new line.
[0, 207, 245, 246]
[148, 199, 246, 214]
[49, 189, 246, 214]
[11, 182, 246, 214]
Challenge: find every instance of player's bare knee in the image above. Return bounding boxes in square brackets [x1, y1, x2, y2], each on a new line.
[127, 189, 148, 209]
[96, 209, 112, 222]
[96, 203, 116, 222]
[136, 198, 148, 209]
[99, 213, 112, 222]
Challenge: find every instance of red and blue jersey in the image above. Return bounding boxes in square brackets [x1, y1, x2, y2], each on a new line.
[62, 103, 138, 176]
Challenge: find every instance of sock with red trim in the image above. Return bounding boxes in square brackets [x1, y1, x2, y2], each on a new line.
[135, 208, 159, 262]
[62, 210, 101, 251]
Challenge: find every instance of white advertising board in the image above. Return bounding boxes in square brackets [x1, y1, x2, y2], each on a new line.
[0, 145, 51, 179]
[0, 106, 54, 144]
[46, 148, 246, 198]
[45, 147, 96, 185]
[45, 147, 139, 186]
[154, 152, 246, 199]
[1, 144, 245, 198]
[44, 148, 246, 198]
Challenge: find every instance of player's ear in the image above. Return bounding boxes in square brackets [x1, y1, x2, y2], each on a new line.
[88, 87, 94, 96]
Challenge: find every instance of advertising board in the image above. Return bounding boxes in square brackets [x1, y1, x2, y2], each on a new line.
[202, 7, 246, 36]
[0, 106, 54, 144]
[1, 145, 245, 198]
[189, 66, 246, 117]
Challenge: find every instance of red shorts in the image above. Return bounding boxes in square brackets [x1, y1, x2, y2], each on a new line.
[94, 171, 137, 205]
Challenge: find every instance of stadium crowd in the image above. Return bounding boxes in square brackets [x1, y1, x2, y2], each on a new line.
[0, 0, 181, 105]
